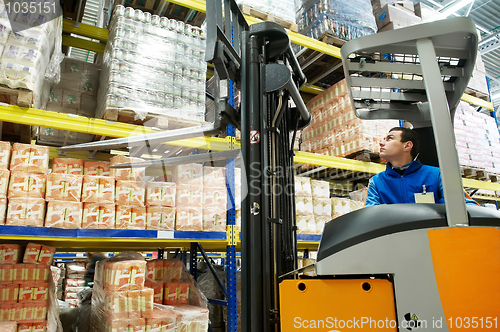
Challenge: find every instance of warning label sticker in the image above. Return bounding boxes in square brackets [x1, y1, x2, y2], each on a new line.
[250, 130, 260, 144]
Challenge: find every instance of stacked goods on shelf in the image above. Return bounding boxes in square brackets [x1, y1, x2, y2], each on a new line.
[97, 6, 207, 123]
[295, 0, 377, 43]
[51, 265, 64, 300]
[38, 58, 101, 146]
[0, 147, 232, 232]
[91, 252, 209, 332]
[466, 52, 489, 97]
[6, 143, 49, 227]
[454, 102, 500, 175]
[301, 79, 400, 157]
[295, 177, 331, 234]
[45, 158, 83, 229]
[331, 197, 364, 218]
[372, 0, 421, 32]
[413, 2, 445, 23]
[0, 0, 63, 109]
[311, 180, 331, 233]
[63, 262, 86, 307]
[0, 242, 58, 332]
[236, 0, 295, 23]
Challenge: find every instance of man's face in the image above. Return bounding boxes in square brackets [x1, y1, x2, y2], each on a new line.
[379, 130, 407, 161]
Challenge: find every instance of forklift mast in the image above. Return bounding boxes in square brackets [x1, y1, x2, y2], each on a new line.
[205, 0, 311, 330]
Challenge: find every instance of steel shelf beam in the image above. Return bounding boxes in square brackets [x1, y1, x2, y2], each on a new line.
[63, 19, 109, 42]
[62, 35, 105, 54]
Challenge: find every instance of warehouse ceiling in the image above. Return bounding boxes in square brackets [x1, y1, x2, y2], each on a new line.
[413, 0, 500, 110]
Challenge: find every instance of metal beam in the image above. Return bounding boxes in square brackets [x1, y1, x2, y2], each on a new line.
[479, 30, 500, 55]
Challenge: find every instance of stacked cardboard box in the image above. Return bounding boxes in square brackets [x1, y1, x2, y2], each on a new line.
[301, 80, 400, 157]
[63, 262, 86, 307]
[6, 144, 49, 227]
[372, 0, 421, 32]
[38, 58, 101, 146]
[0, 243, 56, 332]
[0, 146, 233, 232]
[295, 177, 331, 234]
[92, 252, 209, 332]
[454, 102, 500, 174]
[467, 52, 489, 97]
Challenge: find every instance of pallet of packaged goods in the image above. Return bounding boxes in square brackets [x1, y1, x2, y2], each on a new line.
[0, 0, 63, 144]
[454, 101, 500, 180]
[96, 7, 208, 131]
[299, 79, 399, 171]
[0, 145, 242, 233]
[91, 252, 209, 332]
[0, 242, 58, 332]
[239, 4, 298, 32]
[464, 87, 490, 102]
[38, 58, 100, 147]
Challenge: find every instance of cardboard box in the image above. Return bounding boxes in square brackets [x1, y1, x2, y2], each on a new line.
[173, 164, 203, 185]
[83, 161, 110, 176]
[146, 206, 175, 231]
[145, 182, 176, 207]
[62, 91, 81, 109]
[176, 185, 202, 207]
[202, 187, 227, 208]
[374, 4, 422, 30]
[175, 207, 202, 231]
[45, 201, 83, 229]
[10, 144, 49, 174]
[0, 244, 21, 263]
[52, 158, 84, 175]
[0, 142, 11, 170]
[82, 203, 115, 229]
[115, 206, 146, 230]
[82, 176, 115, 203]
[372, 0, 414, 13]
[38, 245, 55, 265]
[109, 156, 145, 181]
[8, 172, 47, 199]
[23, 243, 41, 263]
[115, 180, 145, 206]
[202, 167, 226, 188]
[6, 198, 46, 227]
[414, 2, 446, 22]
[202, 207, 226, 232]
[46, 174, 83, 202]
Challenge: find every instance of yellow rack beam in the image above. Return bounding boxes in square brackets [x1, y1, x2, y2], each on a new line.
[472, 194, 500, 201]
[63, 19, 109, 42]
[0, 105, 234, 151]
[294, 151, 386, 174]
[462, 178, 500, 191]
[62, 35, 105, 54]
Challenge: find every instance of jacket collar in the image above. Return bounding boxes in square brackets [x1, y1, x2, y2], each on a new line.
[385, 160, 422, 177]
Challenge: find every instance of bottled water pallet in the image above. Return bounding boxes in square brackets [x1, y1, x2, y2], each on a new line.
[0, 84, 33, 143]
[239, 4, 298, 32]
[102, 107, 207, 130]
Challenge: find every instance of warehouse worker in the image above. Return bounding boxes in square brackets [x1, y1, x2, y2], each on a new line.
[365, 127, 476, 206]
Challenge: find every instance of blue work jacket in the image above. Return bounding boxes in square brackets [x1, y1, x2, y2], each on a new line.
[366, 160, 444, 206]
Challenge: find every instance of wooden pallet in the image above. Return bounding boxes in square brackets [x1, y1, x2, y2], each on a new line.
[102, 107, 207, 130]
[239, 4, 298, 32]
[342, 149, 382, 163]
[464, 87, 490, 102]
[461, 166, 499, 182]
[0, 85, 33, 143]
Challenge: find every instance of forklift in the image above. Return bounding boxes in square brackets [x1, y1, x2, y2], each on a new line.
[59, 0, 500, 330]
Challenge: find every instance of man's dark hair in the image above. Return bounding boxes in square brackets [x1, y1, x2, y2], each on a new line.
[389, 127, 420, 158]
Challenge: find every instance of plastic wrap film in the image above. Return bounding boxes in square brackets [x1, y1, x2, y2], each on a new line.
[39, 58, 101, 146]
[145, 182, 176, 207]
[109, 156, 145, 181]
[45, 174, 83, 202]
[82, 203, 115, 229]
[115, 180, 145, 206]
[0, 0, 63, 110]
[81, 176, 115, 203]
[96, 6, 208, 122]
[91, 252, 208, 332]
[0, 243, 62, 332]
[295, 0, 377, 42]
[115, 205, 146, 229]
[84, 161, 110, 177]
[146, 206, 175, 230]
[236, 0, 295, 22]
[454, 101, 500, 174]
[301, 79, 400, 156]
[45, 201, 83, 228]
[51, 158, 84, 175]
[196, 266, 225, 331]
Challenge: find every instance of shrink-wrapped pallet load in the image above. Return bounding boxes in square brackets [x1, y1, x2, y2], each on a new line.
[92, 252, 208, 332]
[51, 158, 84, 175]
